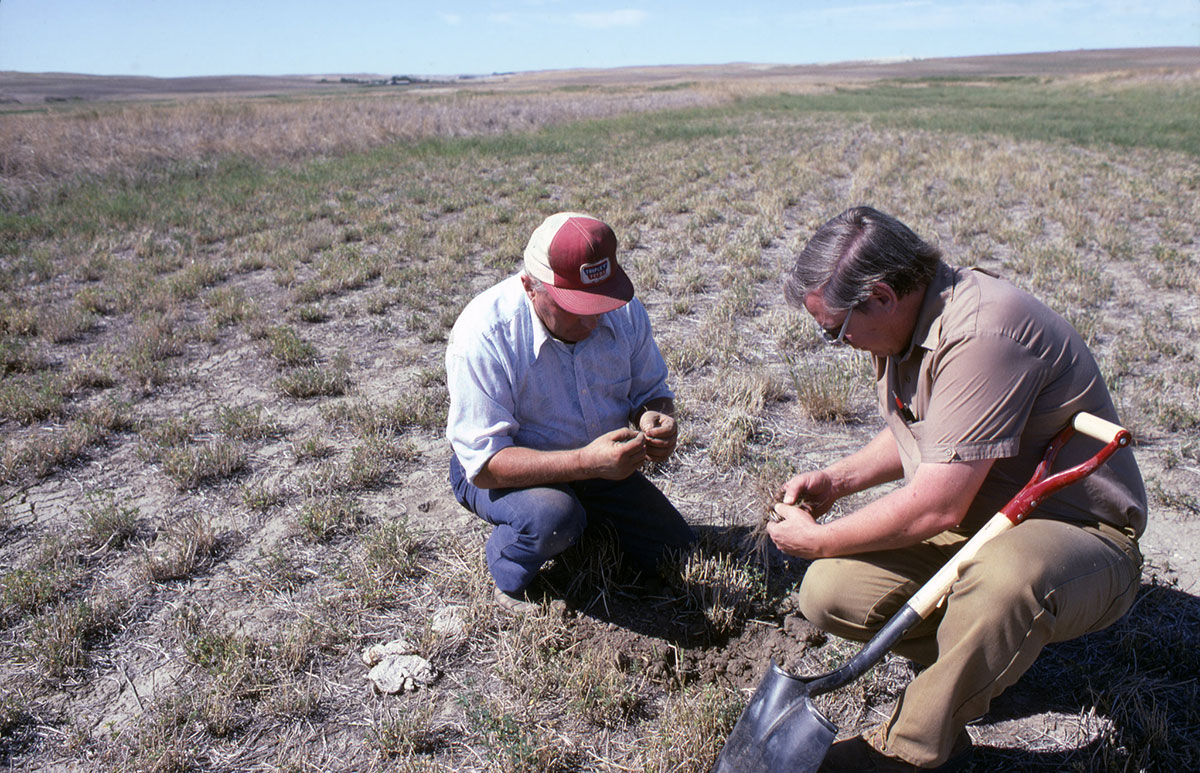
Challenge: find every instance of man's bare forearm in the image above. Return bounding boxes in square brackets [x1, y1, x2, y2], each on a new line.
[472, 446, 588, 489]
[472, 427, 648, 490]
[769, 456, 996, 559]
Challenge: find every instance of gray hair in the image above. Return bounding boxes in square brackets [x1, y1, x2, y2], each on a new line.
[783, 207, 942, 312]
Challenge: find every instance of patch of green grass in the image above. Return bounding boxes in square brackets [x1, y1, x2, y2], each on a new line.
[216, 405, 285, 441]
[275, 356, 351, 398]
[143, 514, 218, 582]
[0, 211, 52, 256]
[141, 413, 199, 449]
[184, 626, 274, 702]
[292, 245, 384, 303]
[758, 78, 1200, 156]
[344, 436, 414, 489]
[120, 313, 188, 391]
[160, 440, 248, 490]
[0, 306, 38, 338]
[52, 155, 274, 240]
[298, 494, 362, 542]
[239, 476, 286, 512]
[786, 353, 872, 423]
[0, 338, 42, 375]
[343, 517, 427, 607]
[369, 700, 446, 759]
[296, 303, 331, 323]
[291, 435, 334, 461]
[166, 259, 229, 301]
[1, 563, 80, 626]
[0, 373, 65, 424]
[81, 491, 140, 551]
[128, 312, 188, 360]
[466, 699, 576, 773]
[265, 325, 318, 366]
[321, 391, 447, 436]
[564, 644, 648, 727]
[64, 351, 119, 392]
[24, 590, 127, 679]
[204, 285, 257, 327]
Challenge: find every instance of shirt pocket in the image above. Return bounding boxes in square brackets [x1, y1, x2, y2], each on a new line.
[591, 370, 633, 410]
[888, 414, 926, 475]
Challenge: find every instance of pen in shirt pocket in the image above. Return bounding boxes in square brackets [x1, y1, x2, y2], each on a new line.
[894, 393, 917, 423]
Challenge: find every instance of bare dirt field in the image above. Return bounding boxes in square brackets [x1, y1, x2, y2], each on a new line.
[2, 48, 1199, 772]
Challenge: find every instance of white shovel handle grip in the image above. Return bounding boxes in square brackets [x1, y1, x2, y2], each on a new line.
[1071, 412, 1127, 444]
[905, 411, 1128, 619]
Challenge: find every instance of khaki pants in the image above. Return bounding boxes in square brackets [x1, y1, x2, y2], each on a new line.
[797, 518, 1142, 767]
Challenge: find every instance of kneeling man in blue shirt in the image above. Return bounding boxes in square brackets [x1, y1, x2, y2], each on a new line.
[446, 212, 696, 611]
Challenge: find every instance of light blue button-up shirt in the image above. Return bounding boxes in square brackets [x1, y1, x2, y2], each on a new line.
[445, 274, 673, 484]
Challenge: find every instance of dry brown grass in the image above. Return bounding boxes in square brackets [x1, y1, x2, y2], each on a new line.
[0, 88, 727, 208]
[1, 57, 1198, 772]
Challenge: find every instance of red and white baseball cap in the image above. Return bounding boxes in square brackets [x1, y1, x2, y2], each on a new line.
[523, 212, 634, 315]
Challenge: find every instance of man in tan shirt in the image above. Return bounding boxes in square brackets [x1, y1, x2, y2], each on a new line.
[768, 207, 1146, 771]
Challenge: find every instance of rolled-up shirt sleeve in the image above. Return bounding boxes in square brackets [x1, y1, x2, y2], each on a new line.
[446, 337, 518, 483]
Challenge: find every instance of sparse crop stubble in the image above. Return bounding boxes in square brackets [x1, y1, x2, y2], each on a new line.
[1, 62, 1198, 771]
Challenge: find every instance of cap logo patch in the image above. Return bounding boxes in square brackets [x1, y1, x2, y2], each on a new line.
[579, 258, 611, 285]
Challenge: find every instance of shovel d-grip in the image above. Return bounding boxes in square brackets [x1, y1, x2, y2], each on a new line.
[712, 412, 1131, 773]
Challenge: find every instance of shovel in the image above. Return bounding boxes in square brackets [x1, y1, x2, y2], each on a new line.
[712, 411, 1132, 773]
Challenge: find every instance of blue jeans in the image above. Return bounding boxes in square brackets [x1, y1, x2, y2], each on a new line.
[449, 454, 695, 593]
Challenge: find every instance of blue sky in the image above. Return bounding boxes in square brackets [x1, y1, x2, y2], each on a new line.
[1, 1, 1197, 78]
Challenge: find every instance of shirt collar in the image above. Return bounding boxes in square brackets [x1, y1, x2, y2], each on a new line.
[898, 262, 957, 362]
[526, 291, 553, 357]
[524, 289, 616, 357]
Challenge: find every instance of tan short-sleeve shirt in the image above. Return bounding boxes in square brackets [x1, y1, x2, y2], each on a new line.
[878, 263, 1146, 536]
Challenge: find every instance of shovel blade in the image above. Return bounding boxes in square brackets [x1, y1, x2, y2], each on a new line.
[712, 662, 838, 773]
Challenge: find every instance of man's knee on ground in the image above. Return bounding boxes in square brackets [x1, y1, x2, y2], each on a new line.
[521, 487, 587, 557]
[796, 559, 858, 633]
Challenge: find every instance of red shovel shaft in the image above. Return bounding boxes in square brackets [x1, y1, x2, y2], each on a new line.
[710, 410, 1132, 773]
[712, 412, 1132, 773]
[907, 412, 1131, 618]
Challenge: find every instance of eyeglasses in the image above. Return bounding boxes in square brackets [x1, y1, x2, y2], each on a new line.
[818, 307, 853, 345]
